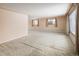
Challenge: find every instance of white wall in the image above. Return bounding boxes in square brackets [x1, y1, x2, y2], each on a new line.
[29, 3, 69, 19]
[0, 3, 69, 19]
[0, 8, 28, 44]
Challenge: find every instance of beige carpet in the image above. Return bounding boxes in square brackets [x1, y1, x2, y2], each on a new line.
[0, 31, 77, 56]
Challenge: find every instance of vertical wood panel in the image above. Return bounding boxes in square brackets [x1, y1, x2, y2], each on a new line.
[76, 4, 79, 55]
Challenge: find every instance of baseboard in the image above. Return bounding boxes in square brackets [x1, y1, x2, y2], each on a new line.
[0, 34, 27, 44]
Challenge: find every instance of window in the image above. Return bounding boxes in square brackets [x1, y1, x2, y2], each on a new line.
[47, 18, 57, 27]
[32, 19, 39, 26]
[69, 8, 77, 35]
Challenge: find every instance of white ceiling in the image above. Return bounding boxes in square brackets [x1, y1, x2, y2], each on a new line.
[0, 3, 70, 19]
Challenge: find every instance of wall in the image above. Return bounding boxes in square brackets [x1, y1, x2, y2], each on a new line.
[0, 4, 69, 19]
[68, 5, 77, 46]
[0, 8, 28, 44]
[66, 5, 77, 53]
[29, 16, 67, 33]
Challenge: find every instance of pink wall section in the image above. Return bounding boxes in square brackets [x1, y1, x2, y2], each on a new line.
[0, 8, 28, 44]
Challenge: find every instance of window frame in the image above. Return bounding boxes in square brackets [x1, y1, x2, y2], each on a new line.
[47, 18, 57, 27]
[32, 19, 39, 26]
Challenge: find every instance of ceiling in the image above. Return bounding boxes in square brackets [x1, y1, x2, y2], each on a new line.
[0, 3, 70, 19]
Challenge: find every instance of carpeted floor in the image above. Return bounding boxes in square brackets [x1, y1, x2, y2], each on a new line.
[0, 31, 77, 56]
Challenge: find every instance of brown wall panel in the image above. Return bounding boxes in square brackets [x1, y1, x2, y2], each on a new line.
[29, 16, 67, 33]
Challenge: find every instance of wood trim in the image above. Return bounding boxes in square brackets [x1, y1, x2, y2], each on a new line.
[68, 14, 70, 34]
[76, 4, 79, 55]
[55, 18, 57, 27]
[38, 19, 39, 26]
[32, 20, 33, 26]
[46, 18, 48, 27]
